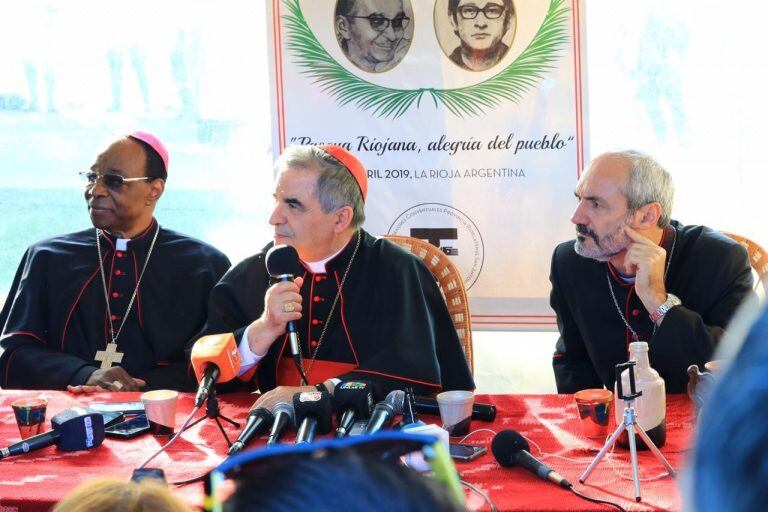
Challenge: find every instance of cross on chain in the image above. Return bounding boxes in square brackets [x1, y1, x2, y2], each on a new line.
[95, 343, 124, 369]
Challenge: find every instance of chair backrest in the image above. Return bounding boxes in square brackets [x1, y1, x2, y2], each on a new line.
[382, 235, 473, 373]
[722, 232, 768, 299]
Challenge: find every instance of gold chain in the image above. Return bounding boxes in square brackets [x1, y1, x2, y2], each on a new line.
[96, 224, 160, 348]
[299, 230, 362, 379]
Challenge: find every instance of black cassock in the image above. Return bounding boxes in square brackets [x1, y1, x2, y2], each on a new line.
[0, 219, 230, 391]
[550, 221, 755, 394]
[194, 229, 474, 398]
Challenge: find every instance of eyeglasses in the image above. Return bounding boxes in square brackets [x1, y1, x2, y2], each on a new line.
[204, 431, 463, 512]
[346, 13, 410, 32]
[458, 3, 506, 20]
[79, 171, 151, 189]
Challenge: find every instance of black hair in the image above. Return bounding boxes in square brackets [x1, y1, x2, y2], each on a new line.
[130, 137, 167, 181]
[448, 0, 514, 27]
[224, 450, 466, 512]
[336, 0, 355, 17]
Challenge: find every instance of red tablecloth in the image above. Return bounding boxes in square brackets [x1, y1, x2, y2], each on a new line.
[0, 391, 693, 511]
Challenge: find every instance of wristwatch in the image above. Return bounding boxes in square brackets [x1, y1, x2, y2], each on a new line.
[649, 293, 682, 324]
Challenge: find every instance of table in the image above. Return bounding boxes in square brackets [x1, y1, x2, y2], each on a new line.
[0, 391, 693, 511]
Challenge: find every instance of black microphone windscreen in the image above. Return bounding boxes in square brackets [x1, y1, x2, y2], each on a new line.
[266, 245, 300, 276]
[51, 407, 106, 451]
[384, 390, 406, 415]
[293, 390, 333, 434]
[333, 381, 374, 419]
[491, 429, 531, 467]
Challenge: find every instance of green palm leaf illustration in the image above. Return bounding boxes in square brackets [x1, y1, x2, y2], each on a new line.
[282, 0, 570, 119]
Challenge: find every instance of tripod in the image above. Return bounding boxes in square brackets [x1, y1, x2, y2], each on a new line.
[579, 362, 676, 502]
[187, 387, 240, 447]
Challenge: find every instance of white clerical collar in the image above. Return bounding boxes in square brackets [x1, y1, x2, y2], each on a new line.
[116, 238, 129, 251]
[303, 245, 345, 274]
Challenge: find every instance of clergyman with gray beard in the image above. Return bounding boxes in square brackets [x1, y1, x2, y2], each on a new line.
[548, 150, 755, 394]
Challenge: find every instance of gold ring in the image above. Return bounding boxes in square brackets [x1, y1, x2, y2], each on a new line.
[283, 301, 295, 313]
[112, 381, 124, 390]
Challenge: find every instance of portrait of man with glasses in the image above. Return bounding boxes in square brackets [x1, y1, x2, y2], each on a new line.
[335, 0, 413, 73]
[442, 0, 516, 71]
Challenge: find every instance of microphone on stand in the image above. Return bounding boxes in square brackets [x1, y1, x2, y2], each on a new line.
[332, 381, 374, 438]
[190, 333, 243, 408]
[364, 390, 405, 434]
[265, 245, 306, 382]
[293, 390, 332, 444]
[227, 407, 274, 455]
[266, 402, 295, 447]
[0, 408, 105, 460]
[491, 429, 572, 489]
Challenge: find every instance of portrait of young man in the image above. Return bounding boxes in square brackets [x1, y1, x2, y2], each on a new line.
[439, 0, 516, 72]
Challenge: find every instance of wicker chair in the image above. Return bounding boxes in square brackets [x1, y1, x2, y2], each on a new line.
[722, 232, 768, 298]
[383, 234, 474, 373]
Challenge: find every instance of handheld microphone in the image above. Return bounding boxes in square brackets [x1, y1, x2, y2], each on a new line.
[414, 395, 497, 422]
[265, 245, 302, 358]
[0, 408, 105, 460]
[191, 333, 243, 407]
[364, 390, 405, 434]
[332, 381, 374, 438]
[227, 407, 274, 455]
[266, 402, 295, 447]
[491, 429, 572, 489]
[293, 390, 332, 444]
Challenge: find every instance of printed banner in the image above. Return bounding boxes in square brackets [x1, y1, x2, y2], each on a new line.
[267, 0, 588, 330]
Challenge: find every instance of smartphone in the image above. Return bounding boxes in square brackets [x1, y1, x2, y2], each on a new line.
[449, 443, 487, 462]
[131, 468, 166, 484]
[99, 410, 126, 429]
[90, 401, 145, 415]
[105, 414, 150, 439]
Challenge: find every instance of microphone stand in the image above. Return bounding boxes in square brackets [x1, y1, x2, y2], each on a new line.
[579, 361, 676, 502]
[187, 386, 241, 446]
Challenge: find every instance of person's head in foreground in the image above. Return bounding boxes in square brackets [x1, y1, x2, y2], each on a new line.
[52, 477, 190, 512]
[690, 305, 768, 512]
[224, 448, 466, 512]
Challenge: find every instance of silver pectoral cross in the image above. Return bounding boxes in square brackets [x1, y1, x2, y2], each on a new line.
[95, 343, 124, 369]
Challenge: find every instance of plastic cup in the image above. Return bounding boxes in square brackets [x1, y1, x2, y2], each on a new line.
[12, 398, 48, 439]
[141, 390, 178, 436]
[574, 389, 613, 439]
[437, 390, 474, 436]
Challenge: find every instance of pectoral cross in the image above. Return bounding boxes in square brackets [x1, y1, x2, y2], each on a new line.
[95, 343, 124, 369]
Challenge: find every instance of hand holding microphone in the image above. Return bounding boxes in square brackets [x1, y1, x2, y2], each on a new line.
[262, 245, 303, 356]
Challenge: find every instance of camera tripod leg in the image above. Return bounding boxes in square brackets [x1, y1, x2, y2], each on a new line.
[634, 422, 677, 477]
[626, 422, 642, 502]
[579, 420, 625, 483]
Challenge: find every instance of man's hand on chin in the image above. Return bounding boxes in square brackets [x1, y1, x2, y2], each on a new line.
[624, 227, 668, 312]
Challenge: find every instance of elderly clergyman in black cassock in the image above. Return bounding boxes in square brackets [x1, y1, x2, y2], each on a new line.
[0, 132, 230, 392]
[194, 144, 474, 407]
[550, 150, 755, 394]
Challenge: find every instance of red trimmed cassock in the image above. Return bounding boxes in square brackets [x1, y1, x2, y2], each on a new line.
[0, 220, 231, 390]
[193, 229, 475, 399]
